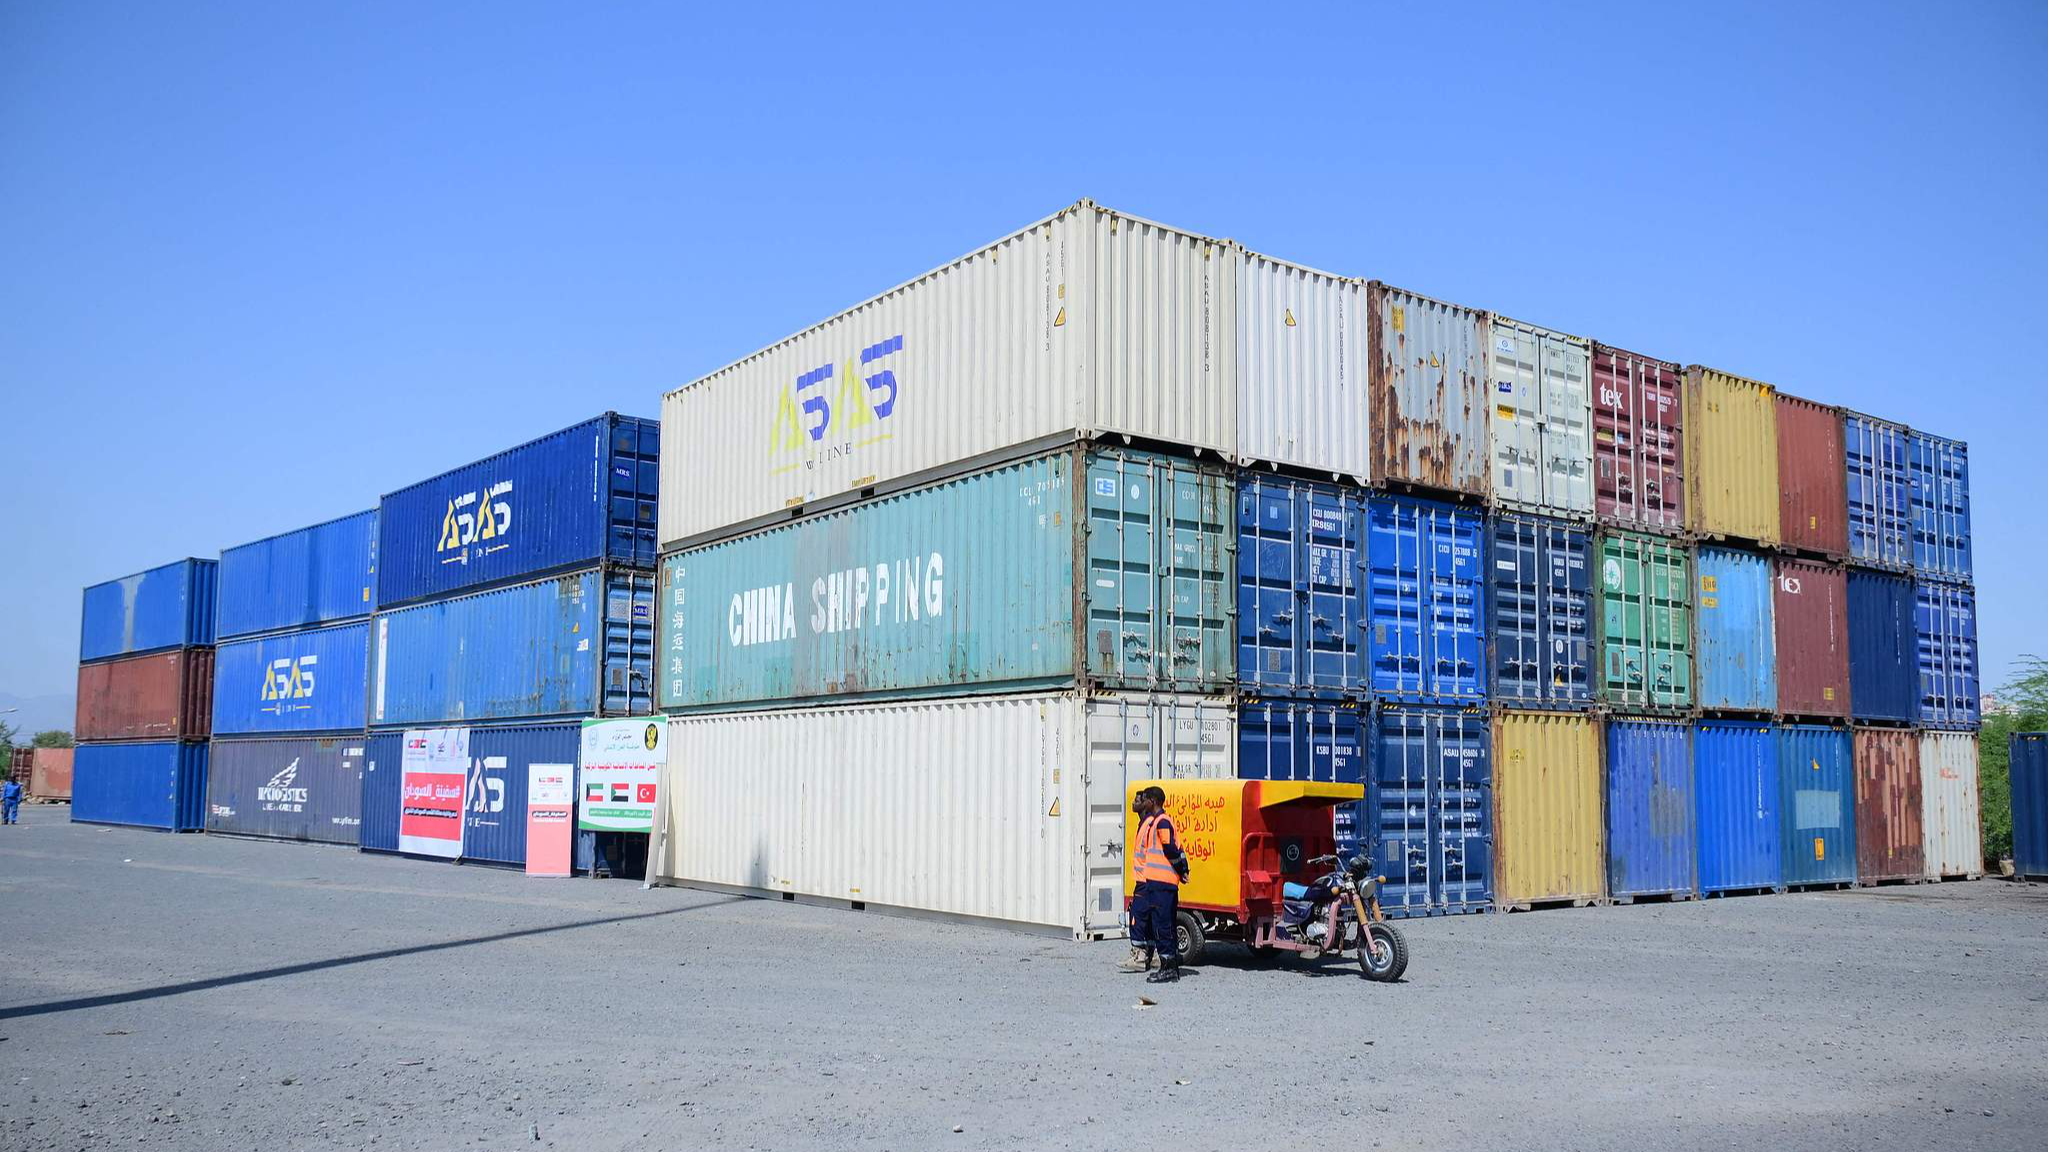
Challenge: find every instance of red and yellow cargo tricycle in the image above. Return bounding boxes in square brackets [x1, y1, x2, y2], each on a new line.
[1125, 779, 1408, 981]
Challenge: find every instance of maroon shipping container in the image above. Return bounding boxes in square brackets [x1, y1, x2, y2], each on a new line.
[1775, 393, 1848, 556]
[1853, 728, 1923, 882]
[30, 747, 74, 800]
[1592, 344, 1684, 532]
[73, 648, 214, 742]
[1772, 559, 1849, 718]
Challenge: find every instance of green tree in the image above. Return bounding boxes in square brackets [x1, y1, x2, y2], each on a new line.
[0, 717, 17, 767]
[31, 730, 74, 748]
[1980, 656, 2048, 864]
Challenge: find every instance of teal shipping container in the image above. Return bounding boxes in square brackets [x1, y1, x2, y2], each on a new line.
[1694, 547, 1776, 712]
[1777, 724, 1857, 887]
[658, 447, 1233, 710]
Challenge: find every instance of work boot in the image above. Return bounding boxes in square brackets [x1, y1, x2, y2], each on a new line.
[1145, 959, 1180, 984]
[1117, 947, 1153, 973]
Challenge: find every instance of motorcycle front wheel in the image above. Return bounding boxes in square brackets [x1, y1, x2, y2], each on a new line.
[1357, 921, 1408, 982]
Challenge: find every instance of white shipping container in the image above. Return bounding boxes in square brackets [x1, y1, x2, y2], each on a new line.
[1236, 251, 1370, 481]
[659, 201, 1237, 549]
[1919, 730, 1983, 878]
[1489, 316, 1593, 518]
[652, 691, 1234, 936]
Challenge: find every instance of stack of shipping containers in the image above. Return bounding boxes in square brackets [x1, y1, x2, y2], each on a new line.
[206, 511, 378, 845]
[1907, 427, 1981, 878]
[72, 559, 217, 830]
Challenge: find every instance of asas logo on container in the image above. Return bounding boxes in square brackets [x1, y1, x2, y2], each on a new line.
[725, 552, 946, 649]
[768, 334, 904, 477]
[258, 759, 311, 813]
[437, 480, 515, 564]
[468, 757, 507, 814]
[260, 655, 318, 714]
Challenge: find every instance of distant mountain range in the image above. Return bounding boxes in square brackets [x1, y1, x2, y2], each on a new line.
[0, 692, 76, 739]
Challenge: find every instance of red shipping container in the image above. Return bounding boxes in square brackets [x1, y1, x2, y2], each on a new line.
[73, 648, 214, 742]
[1853, 728, 1922, 882]
[30, 747, 74, 800]
[1592, 344, 1684, 532]
[1772, 559, 1849, 718]
[1775, 393, 1848, 555]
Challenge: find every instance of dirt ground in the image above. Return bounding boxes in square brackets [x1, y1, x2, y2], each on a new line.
[2, 803, 2044, 1151]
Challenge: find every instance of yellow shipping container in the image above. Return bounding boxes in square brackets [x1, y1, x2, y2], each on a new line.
[1494, 711, 1605, 908]
[1683, 366, 1782, 545]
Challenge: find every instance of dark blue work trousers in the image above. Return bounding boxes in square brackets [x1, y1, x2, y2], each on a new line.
[1130, 880, 1180, 961]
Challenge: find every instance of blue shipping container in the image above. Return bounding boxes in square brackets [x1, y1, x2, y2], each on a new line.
[1846, 571, 1916, 722]
[71, 742, 209, 831]
[1488, 512, 1591, 708]
[79, 558, 217, 663]
[211, 621, 370, 736]
[1694, 547, 1776, 713]
[1777, 724, 1856, 887]
[1908, 430, 1971, 582]
[206, 736, 365, 845]
[358, 722, 591, 868]
[1368, 704, 1492, 917]
[1238, 474, 1364, 697]
[2012, 732, 2048, 880]
[1238, 699, 1366, 848]
[1365, 495, 1488, 703]
[1694, 720, 1782, 894]
[1915, 581, 1980, 729]
[1606, 719, 1697, 899]
[1844, 413, 1910, 570]
[372, 567, 654, 727]
[216, 509, 378, 639]
[376, 414, 658, 609]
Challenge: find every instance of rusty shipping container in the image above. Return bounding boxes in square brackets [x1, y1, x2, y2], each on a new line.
[74, 648, 215, 743]
[1852, 728, 1922, 883]
[1492, 711, 1605, 909]
[1683, 367, 1780, 545]
[1772, 559, 1849, 719]
[1774, 394, 1848, 556]
[30, 747, 74, 800]
[1368, 283, 1489, 497]
[1592, 344, 1684, 532]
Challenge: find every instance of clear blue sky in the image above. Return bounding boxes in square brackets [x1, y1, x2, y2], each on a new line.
[2, 1, 2042, 707]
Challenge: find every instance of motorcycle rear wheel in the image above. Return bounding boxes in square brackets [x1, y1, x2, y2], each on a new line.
[1358, 922, 1408, 982]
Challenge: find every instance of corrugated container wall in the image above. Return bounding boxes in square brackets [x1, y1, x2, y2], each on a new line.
[373, 568, 654, 727]
[216, 510, 378, 640]
[1237, 253, 1369, 481]
[1237, 474, 1363, 698]
[1915, 582, 1979, 729]
[30, 747, 74, 801]
[1367, 283, 1488, 497]
[1364, 495, 1488, 703]
[1772, 559, 1850, 719]
[1591, 344, 1684, 532]
[1919, 731, 1982, 878]
[1492, 712, 1604, 907]
[659, 202, 1236, 549]
[1774, 395, 1848, 556]
[378, 414, 658, 609]
[1777, 725, 1857, 887]
[79, 558, 217, 663]
[211, 621, 370, 736]
[1237, 700, 1366, 849]
[73, 648, 214, 743]
[2011, 733, 2048, 880]
[655, 692, 1235, 936]
[1844, 413, 1911, 570]
[357, 722, 586, 868]
[70, 742, 208, 831]
[1853, 728, 1923, 883]
[1606, 719, 1697, 899]
[1488, 513, 1592, 709]
[205, 737, 365, 845]
[1908, 431, 1971, 582]
[1846, 572, 1916, 723]
[1693, 547, 1775, 713]
[1597, 531, 1693, 711]
[1370, 704, 1492, 918]
[1683, 368, 1780, 545]
[1694, 720, 1783, 894]
[1488, 317, 1593, 518]
[661, 448, 1233, 711]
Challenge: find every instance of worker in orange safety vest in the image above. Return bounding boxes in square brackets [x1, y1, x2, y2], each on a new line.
[1120, 785, 1190, 983]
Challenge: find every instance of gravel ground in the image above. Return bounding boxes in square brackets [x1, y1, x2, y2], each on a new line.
[2, 803, 2045, 1151]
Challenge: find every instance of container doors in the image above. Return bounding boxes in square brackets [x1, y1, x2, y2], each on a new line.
[601, 569, 657, 716]
[1598, 533, 1692, 710]
[2012, 733, 2048, 880]
[1777, 725, 1856, 887]
[1236, 700, 1366, 848]
[1605, 721, 1697, 898]
[1694, 721, 1781, 893]
[1694, 548, 1775, 712]
[1368, 284, 1489, 496]
[1081, 695, 1237, 933]
[1365, 495, 1487, 703]
[1914, 582, 1980, 728]
[1918, 731, 1981, 878]
[1235, 475, 1362, 696]
[1492, 712, 1603, 906]
[1085, 452, 1233, 691]
[1369, 704, 1492, 916]
[1845, 415, 1910, 569]
[1592, 345, 1684, 531]
[1852, 728, 1923, 883]
[1908, 432, 1971, 582]
[1488, 514, 1591, 707]
[1489, 319, 1593, 517]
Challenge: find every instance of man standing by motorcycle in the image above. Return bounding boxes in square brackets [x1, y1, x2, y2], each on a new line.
[1120, 785, 1190, 983]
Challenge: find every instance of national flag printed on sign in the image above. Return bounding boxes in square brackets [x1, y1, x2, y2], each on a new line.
[636, 783, 656, 803]
[587, 784, 605, 803]
[611, 783, 630, 802]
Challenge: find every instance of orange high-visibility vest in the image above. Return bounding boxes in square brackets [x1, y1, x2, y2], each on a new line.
[1134, 813, 1181, 886]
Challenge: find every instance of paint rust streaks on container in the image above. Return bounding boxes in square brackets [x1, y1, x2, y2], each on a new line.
[1367, 283, 1488, 497]
[1919, 731, 1982, 879]
[1852, 728, 1923, 883]
[29, 747, 74, 800]
[1591, 344, 1683, 533]
[1774, 393, 1848, 556]
[74, 648, 215, 743]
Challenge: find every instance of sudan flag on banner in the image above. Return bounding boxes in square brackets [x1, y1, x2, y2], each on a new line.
[611, 783, 631, 802]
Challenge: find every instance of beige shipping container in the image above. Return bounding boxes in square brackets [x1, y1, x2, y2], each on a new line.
[1236, 251, 1370, 482]
[650, 691, 1234, 936]
[1493, 711, 1605, 908]
[1683, 366, 1781, 545]
[659, 200, 1237, 549]
[1919, 731, 1983, 879]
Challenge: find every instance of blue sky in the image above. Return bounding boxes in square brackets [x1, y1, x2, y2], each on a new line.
[2, 1, 2042, 709]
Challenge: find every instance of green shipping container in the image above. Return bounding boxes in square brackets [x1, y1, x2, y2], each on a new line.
[1598, 531, 1693, 710]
